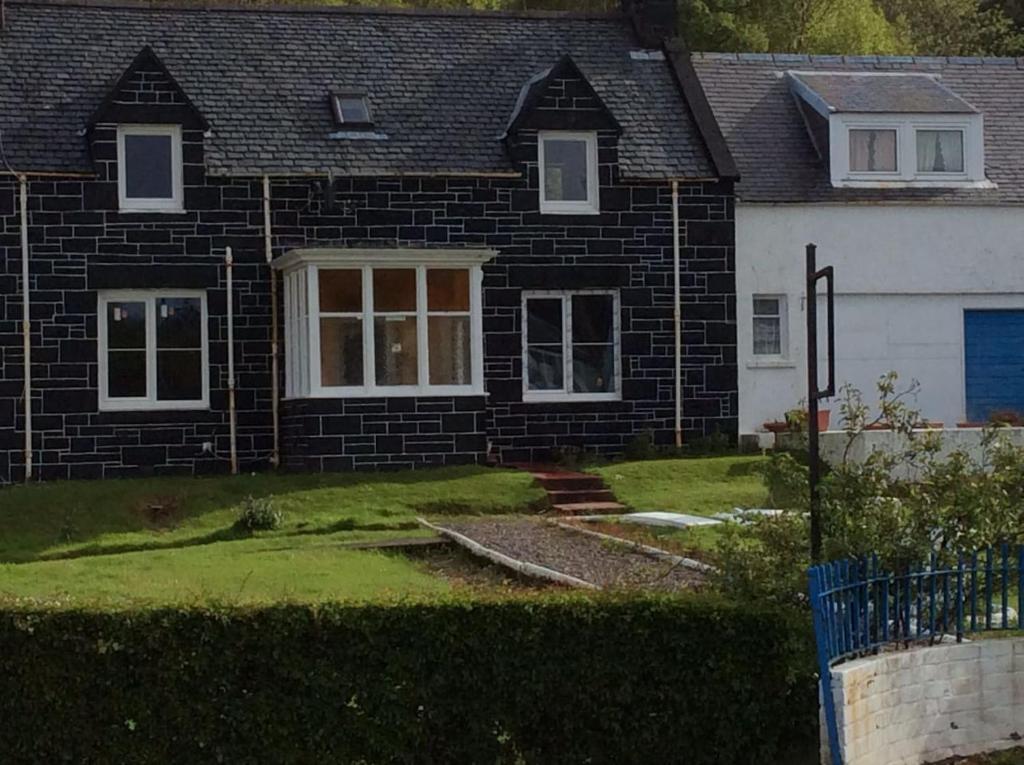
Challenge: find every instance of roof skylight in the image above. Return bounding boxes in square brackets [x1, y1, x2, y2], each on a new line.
[330, 94, 372, 127]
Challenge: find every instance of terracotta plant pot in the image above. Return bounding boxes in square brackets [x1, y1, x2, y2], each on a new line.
[863, 422, 892, 431]
[817, 409, 831, 432]
[957, 422, 984, 429]
[763, 421, 789, 434]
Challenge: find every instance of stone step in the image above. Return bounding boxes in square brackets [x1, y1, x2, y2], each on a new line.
[547, 488, 618, 505]
[533, 474, 606, 492]
[552, 501, 627, 516]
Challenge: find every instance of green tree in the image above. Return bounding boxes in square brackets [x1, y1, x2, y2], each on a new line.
[881, 0, 1024, 55]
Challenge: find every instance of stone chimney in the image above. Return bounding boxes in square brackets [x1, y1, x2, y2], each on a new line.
[621, 0, 679, 48]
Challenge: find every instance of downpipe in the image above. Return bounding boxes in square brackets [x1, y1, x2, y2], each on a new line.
[225, 246, 238, 475]
[263, 175, 280, 468]
[20, 174, 31, 480]
[672, 180, 683, 449]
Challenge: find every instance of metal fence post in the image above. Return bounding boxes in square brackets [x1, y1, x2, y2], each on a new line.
[809, 565, 843, 765]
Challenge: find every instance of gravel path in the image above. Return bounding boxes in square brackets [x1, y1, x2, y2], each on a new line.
[433, 518, 705, 591]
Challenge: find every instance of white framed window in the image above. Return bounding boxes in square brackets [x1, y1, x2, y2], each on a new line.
[116, 125, 184, 212]
[275, 248, 492, 398]
[97, 290, 209, 411]
[522, 290, 620, 402]
[752, 295, 787, 357]
[848, 128, 898, 173]
[830, 114, 985, 187]
[916, 128, 965, 174]
[537, 131, 600, 215]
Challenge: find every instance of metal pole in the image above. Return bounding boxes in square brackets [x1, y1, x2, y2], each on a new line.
[672, 180, 682, 448]
[20, 174, 31, 481]
[807, 243, 822, 562]
[226, 246, 238, 476]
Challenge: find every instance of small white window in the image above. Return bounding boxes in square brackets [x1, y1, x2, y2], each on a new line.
[538, 131, 599, 215]
[916, 129, 964, 174]
[849, 128, 897, 173]
[98, 291, 209, 411]
[117, 125, 184, 212]
[523, 290, 620, 402]
[752, 295, 786, 357]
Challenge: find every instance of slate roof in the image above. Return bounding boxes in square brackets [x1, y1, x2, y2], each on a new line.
[691, 52, 1024, 204]
[0, 0, 715, 179]
[789, 72, 978, 114]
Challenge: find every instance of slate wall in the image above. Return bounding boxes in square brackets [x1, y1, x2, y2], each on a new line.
[0, 66, 736, 482]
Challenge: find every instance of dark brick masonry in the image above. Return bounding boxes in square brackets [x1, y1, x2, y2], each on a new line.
[0, 61, 737, 482]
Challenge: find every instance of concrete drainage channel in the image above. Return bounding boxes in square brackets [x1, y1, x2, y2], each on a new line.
[418, 517, 708, 591]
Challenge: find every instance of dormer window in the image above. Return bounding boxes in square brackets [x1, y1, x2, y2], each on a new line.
[331, 94, 373, 128]
[538, 131, 599, 215]
[117, 125, 183, 212]
[787, 71, 989, 189]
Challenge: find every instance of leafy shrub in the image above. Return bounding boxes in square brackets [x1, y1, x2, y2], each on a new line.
[623, 430, 659, 461]
[0, 595, 816, 764]
[233, 495, 282, 532]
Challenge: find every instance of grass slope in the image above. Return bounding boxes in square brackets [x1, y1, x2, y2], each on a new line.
[593, 455, 768, 515]
[0, 466, 541, 605]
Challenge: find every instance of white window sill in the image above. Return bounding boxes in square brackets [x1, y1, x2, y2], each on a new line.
[287, 387, 486, 400]
[538, 205, 601, 216]
[831, 179, 995, 190]
[99, 401, 209, 412]
[523, 392, 622, 403]
[747, 359, 796, 369]
[118, 206, 186, 214]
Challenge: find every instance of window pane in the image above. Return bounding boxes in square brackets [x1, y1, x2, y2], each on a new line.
[374, 316, 418, 385]
[526, 298, 563, 345]
[571, 295, 614, 343]
[427, 269, 470, 312]
[753, 317, 782, 355]
[320, 317, 363, 387]
[429, 316, 471, 385]
[319, 270, 362, 313]
[543, 138, 589, 202]
[157, 350, 203, 400]
[373, 269, 416, 312]
[527, 345, 564, 391]
[572, 344, 614, 393]
[124, 133, 174, 199]
[917, 130, 964, 173]
[849, 129, 897, 172]
[107, 301, 146, 349]
[108, 350, 146, 398]
[753, 297, 779, 317]
[156, 297, 202, 349]
[338, 96, 370, 123]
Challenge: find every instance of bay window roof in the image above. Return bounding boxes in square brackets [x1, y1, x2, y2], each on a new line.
[787, 72, 978, 116]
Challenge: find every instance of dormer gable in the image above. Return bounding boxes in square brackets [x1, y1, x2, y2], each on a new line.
[787, 70, 990, 189]
[89, 46, 208, 130]
[504, 55, 621, 138]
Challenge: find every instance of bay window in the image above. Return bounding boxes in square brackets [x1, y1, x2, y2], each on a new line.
[276, 249, 491, 398]
[98, 291, 209, 411]
[523, 290, 620, 402]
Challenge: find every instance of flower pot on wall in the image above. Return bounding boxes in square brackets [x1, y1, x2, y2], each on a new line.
[763, 421, 789, 434]
[817, 409, 831, 432]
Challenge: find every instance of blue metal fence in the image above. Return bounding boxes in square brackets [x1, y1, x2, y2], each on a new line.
[808, 546, 1024, 765]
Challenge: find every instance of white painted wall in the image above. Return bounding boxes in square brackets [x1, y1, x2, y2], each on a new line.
[736, 204, 1024, 434]
[822, 638, 1024, 765]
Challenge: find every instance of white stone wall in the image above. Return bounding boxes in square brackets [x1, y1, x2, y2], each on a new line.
[736, 204, 1024, 435]
[815, 427, 1024, 478]
[822, 638, 1024, 765]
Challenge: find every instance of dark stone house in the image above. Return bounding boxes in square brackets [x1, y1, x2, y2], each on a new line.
[0, 0, 738, 482]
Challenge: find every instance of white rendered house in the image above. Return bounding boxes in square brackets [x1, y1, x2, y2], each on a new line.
[692, 54, 1024, 435]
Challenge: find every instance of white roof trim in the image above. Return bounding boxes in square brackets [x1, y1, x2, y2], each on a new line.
[272, 246, 498, 272]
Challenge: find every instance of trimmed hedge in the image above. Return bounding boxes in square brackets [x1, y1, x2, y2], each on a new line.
[0, 594, 816, 764]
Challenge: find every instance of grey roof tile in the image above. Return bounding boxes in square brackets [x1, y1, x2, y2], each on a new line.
[0, 0, 714, 180]
[691, 52, 1024, 204]
[790, 72, 977, 114]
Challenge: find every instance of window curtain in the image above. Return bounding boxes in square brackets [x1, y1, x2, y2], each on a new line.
[917, 131, 963, 173]
[849, 129, 896, 172]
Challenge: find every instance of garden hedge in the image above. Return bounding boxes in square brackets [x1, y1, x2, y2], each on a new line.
[0, 594, 816, 764]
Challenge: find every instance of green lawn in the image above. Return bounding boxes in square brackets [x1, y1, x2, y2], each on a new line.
[0, 466, 542, 605]
[593, 455, 768, 515]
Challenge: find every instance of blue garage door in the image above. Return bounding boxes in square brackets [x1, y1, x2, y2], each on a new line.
[964, 310, 1024, 422]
